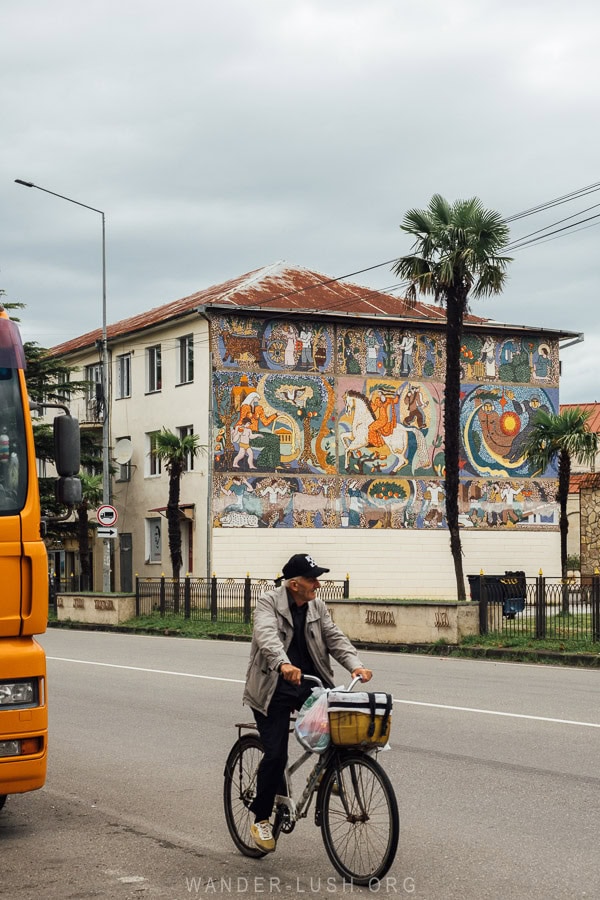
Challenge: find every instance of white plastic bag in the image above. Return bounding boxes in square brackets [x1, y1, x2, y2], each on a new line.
[294, 687, 330, 753]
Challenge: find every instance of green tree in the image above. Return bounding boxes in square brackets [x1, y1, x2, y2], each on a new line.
[393, 195, 511, 600]
[522, 408, 598, 583]
[152, 429, 205, 581]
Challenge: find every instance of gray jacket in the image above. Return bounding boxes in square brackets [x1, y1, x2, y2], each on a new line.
[242, 585, 364, 715]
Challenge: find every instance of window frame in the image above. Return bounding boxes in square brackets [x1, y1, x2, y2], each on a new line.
[116, 353, 132, 400]
[115, 434, 132, 482]
[178, 424, 194, 472]
[146, 345, 162, 394]
[146, 431, 162, 477]
[177, 334, 194, 385]
[146, 517, 162, 564]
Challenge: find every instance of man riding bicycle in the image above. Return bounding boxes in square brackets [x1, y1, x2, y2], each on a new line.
[242, 553, 372, 852]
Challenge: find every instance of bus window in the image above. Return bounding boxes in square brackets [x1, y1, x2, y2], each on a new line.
[0, 367, 27, 514]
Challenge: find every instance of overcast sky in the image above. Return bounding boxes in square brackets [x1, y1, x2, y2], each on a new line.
[3, 0, 599, 403]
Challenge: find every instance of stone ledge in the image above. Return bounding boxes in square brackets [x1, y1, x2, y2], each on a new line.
[56, 593, 136, 625]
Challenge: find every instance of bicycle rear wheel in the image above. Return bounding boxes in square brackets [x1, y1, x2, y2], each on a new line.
[223, 734, 266, 858]
[320, 752, 399, 885]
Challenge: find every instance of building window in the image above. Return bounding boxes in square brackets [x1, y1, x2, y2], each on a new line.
[146, 518, 162, 563]
[178, 425, 194, 471]
[146, 431, 162, 476]
[146, 345, 162, 393]
[115, 435, 132, 482]
[178, 334, 194, 385]
[116, 353, 131, 399]
[56, 371, 70, 402]
[85, 363, 104, 421]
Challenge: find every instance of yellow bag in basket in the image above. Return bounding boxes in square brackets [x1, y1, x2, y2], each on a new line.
[328, 691, 392, 748]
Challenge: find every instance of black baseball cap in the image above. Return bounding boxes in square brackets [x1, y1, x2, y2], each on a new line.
[282, 553, 330, 580]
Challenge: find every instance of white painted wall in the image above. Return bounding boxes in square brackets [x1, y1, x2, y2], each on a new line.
[212, 526, 561, 598]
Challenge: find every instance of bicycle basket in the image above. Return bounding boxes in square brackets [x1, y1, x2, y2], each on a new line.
[327, 691, 392, 748]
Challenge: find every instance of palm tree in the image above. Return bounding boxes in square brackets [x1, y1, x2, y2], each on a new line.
[522, 408, 598, 584]
[152, 428, 205, 581]
[77, 473, 103, 591]
[393, 195, 512, 600]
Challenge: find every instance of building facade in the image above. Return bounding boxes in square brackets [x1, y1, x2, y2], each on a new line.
[50, 263, 575, 598]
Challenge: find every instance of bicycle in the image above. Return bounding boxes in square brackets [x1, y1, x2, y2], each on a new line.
[223, 675, 399, 885]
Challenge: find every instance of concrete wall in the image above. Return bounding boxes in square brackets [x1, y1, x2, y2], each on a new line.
[57, 593, 136, 625]
[327, 599, 479, 644]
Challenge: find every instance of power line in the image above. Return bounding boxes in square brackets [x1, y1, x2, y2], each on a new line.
[505, 181, 600, 223]
[507, 200, 600, 248]
[509, 211, 600, 251]
[242, 180, 600, 316]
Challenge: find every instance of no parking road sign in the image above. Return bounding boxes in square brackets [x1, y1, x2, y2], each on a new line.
[97, 504, 118, 527]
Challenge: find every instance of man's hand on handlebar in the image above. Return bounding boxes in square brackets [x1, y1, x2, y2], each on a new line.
[352, 667, 373, 683]
[279, 662, 302, 685]
[279, 664, 373, 687]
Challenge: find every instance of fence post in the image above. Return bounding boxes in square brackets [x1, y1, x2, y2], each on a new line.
[243, 575, 252, 624]
[535, 573, 546, 638]
[184, 574, 191, 619]
[159, 574, 166, 617]
[343, 574, 350, 599]
[592, 573, 600, 643]
[478, 571, 488, 635]
[135, 576, 140, 617]
[211, 574, 218, 622]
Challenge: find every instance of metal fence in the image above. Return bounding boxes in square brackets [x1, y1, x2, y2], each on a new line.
[469, 573, 600, 642]
[135, 575, 351, 624]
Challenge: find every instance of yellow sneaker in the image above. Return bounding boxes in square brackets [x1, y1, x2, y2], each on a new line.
[250, 819, 276, 852]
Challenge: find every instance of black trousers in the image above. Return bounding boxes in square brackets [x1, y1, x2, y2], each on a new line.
[249, 687, 311, 822]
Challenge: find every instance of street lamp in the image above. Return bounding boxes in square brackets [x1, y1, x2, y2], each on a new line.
[15, 178, 112, 593]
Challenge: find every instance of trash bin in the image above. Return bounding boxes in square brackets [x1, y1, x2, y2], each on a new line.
[500, 571, 526, 619]
[467, 574, 505, 603]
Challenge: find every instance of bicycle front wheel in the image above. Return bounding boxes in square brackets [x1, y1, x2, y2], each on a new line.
[223, 734, 266, 858]
[320, 752, 399, 885]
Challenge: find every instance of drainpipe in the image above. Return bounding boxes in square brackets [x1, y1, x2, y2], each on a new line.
[196, 306, 213, 581]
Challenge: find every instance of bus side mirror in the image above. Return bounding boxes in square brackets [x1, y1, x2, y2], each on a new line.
[53, 414, 80, 477]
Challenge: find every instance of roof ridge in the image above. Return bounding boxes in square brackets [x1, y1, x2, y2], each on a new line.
[218, 261, 290, 306]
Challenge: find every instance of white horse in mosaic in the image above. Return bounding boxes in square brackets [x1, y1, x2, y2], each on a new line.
[341, 390, 430, 473]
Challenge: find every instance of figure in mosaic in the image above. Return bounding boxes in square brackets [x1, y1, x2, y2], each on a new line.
[231, 418, 257, 469]
[235, 391, 281, 469]
[480, 335, 497, 379]
[281, 324, 297, 367]
[399, 331, 415, 375]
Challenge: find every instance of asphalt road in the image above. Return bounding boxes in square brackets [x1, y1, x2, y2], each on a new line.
[1, 630, 599, 900]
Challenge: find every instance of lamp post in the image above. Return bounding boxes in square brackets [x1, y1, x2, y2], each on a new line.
[15, 179, 112, 593]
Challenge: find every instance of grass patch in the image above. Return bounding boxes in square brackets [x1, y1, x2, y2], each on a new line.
[461, 632, 599, 655]
[118, 613, 253, 638]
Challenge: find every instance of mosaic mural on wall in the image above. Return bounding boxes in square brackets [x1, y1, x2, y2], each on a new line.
[210, 314, 560, 530]
[213, 473, 559, 530]
[460, 384, 559, 478]
[337, 376, 444, 477]
[215, 315, 335, 373]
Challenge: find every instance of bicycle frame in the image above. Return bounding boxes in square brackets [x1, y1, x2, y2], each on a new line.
[234, 674, 368, 831]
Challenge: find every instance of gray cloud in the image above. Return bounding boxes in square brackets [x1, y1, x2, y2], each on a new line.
[2, 0, 599, 402]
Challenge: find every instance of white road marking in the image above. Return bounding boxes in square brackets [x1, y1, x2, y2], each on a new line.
[47, 656, 600, 729]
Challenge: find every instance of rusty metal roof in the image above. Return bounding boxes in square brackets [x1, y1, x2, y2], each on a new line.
[572, 472, 600, 492]
[50, 262, 492, 356]
[560, 402, 600, 434]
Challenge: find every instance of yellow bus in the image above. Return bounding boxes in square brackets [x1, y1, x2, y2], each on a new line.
[0, 307, 80, 812]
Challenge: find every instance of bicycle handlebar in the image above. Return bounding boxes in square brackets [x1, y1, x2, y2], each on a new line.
[302, 674, 364, 692]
